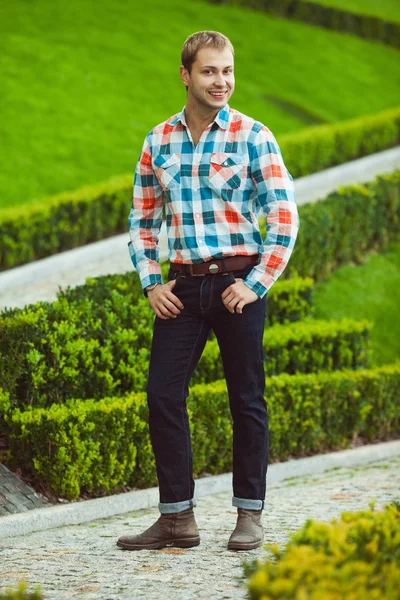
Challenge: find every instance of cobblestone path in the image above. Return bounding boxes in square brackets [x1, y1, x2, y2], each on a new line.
[1, 456, 399, 599]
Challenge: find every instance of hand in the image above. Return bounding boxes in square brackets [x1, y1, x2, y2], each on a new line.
[221, 278, 258, 314]
[147, 279, 184, 320]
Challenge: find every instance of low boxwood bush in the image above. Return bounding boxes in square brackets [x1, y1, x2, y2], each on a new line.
[1, 112, 399, 271]
[53, 267, 314, 328]
[0, 274, 316, 414]
[193, 317, 372, 384]
[284, 170, 400, 281]
[245, 501, 400, 600]
[0, 583, 43, 600]
[211, 0, 400, 49]
[0, 174, 131, 271]
[281, 111, 400, 179]
[0, 310, 371, 417]
[6, 363, 399, 500]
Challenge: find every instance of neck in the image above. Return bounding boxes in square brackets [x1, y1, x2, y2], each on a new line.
[184, 98, 220, 132]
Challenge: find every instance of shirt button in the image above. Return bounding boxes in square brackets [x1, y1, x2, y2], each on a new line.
[199, 239, 204, 244]
[195, 213, 200, 219]
[194, 186, 199, 192]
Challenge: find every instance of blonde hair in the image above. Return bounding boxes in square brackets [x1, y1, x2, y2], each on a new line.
[181, 30, 234, 73]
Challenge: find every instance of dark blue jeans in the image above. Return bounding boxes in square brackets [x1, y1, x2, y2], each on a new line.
[147, 264, 269, 514]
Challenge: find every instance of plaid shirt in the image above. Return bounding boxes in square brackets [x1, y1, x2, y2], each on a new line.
[128, 104, 299, 298]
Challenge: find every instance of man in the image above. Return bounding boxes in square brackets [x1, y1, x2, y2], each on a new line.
[117, 30, 299, 552]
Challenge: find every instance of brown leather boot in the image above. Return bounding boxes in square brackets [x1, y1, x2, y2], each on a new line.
[227, 508, 263, 551]
[116, 508, 200, 550]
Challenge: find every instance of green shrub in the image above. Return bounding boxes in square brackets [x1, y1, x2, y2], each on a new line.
[246, 502, 400, 600]
[281, 112, 400, 179]
[0, 276, 314, 415]
[283, 171, 400, 282]
[1, 114, 399, 271]
[7, 394, 148, 500]
[56, 269, 314, 327]
[0, 582, 43, 600]
[211, 0, 400, 49]
[0, 175, 131, 271]
[0, 310, 371, 418]
[193, 318, 372, 384]
[6, 364, 399, 500]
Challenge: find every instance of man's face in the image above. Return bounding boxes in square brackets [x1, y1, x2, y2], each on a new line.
[180, 46, 235, 112]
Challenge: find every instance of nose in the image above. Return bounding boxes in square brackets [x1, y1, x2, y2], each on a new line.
[214, 73, 226, 87]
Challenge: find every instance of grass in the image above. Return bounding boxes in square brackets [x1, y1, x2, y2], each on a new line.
[307, 0, 400, 23]
[312, 243, 400, 366]
[1, 0, 399, 209]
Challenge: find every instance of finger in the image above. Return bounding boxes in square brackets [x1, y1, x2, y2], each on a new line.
[154, 308, 169, 320]
[224, 296, 239, 313]
[222, 291, 236, 309]
[165, 290, 184, 310]
[160, 297, 181, 315]
[158, 303, 179, 318]
[235, 300, 245, 314]
[227, 297, 243, 314]
[221, 284, 235, 300]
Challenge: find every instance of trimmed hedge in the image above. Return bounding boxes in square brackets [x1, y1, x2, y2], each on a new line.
[283, 170, 400, 281]
[0, 273, 314, 415]
[245, 502, 400, 599]
[1, 111, 399, 271]
[0, 306, 371, 417]
[54, 268, 314, 328]
[194, 317, 372, 384]
[280, 111, 400, 179]
[5, 363, 399, 500]
[0, 174, 131, 271]
[210, 0, 400, 48]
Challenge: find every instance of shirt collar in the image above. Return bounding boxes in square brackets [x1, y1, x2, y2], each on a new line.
[170, 104, 230, 131]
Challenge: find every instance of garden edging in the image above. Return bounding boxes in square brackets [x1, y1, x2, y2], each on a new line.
[1, 439, 399, 540]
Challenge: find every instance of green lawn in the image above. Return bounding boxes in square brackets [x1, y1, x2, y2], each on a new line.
[312, 244, 400, 366]
[1, 0, 399, 209]
[307, 0, 400, 22]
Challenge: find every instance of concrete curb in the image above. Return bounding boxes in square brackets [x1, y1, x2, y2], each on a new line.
[1, 439, 399, 539]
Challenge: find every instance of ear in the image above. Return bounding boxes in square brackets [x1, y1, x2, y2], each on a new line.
[180, 65, 190, 88]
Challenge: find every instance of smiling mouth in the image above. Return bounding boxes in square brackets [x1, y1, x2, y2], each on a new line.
[208, 90, 227, 99]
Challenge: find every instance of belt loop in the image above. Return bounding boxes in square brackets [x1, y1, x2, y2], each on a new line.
[220, 258, 228, 274]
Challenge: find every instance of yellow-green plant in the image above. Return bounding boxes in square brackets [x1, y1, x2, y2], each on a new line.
[246, 501, 400, 599]
[0, 582, 43, 600]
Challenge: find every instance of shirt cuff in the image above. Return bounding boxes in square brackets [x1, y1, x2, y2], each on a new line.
[140, 273, 163, 290]
[243, 276, 268, 299]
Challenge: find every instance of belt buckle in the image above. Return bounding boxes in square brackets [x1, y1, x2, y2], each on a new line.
[208, 263, 219, 274]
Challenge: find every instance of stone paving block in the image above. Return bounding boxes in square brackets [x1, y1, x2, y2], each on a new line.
[0, 464, 49, 516]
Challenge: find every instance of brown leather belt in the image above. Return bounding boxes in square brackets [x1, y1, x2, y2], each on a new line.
[170, 254, 259, 276]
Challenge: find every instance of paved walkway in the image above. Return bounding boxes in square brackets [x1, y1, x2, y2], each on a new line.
[1, 453, 399, 599]
[1, 147, 399, 311]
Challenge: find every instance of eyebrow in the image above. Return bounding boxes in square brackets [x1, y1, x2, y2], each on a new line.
[201, 65, 234, 69]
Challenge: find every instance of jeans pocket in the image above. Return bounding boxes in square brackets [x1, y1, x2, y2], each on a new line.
[231, 264, 254, 281]
[168, 269, 184, 292]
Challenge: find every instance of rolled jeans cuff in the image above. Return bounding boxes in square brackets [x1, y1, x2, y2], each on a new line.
[159, 498, 197, 514]
[232, 497, 265, 510]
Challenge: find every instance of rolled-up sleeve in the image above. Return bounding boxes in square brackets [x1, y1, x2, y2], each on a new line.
[244, 127, 300, 298]
[128, 137, 164, 290]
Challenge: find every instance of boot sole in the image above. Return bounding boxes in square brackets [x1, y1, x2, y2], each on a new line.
[117, 536, 200, 551]
[227, 539, 263, 551]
